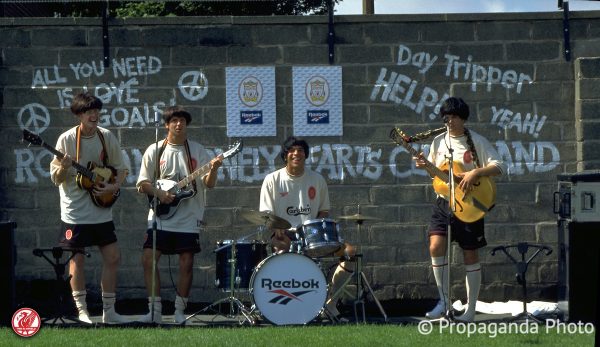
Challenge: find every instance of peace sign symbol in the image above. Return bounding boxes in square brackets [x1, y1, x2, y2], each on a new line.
[178, 71, 209, 101]
[18, 103, 51, 134]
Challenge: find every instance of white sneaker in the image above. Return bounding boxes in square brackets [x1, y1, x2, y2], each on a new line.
[77, 310, 93, 324]
[425, 300, 447, 319]
[137, 311, 162, 324]
[102, 308, 130, 324]
[174, 310, 186, 324]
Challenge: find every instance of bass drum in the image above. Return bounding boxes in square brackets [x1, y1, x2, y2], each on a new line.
[250, 253, 327, 325]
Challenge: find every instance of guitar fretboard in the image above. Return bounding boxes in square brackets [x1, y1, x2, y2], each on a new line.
[175, 162, 212, 190]
[390, 128, 451, 183]
[30, 135, 96, 181]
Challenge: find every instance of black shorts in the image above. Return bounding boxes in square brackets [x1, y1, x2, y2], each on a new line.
[143, 229, 201, 255]
[59, 221, 117, 249]
[428, 197, 487, 250]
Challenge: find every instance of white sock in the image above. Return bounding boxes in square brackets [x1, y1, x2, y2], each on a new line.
[174, 295, 188, 312]
[148, 296, 162, 313]
[72, 290, 88, 314]
[431, 256, 449, 307]
[102, 292, 116, 311]
[464, 263, 481, 314]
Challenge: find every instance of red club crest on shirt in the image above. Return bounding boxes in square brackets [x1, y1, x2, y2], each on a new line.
[308, 186, 316, 200]
[65, 229, 73, 240]
[463, 151, 473, 164]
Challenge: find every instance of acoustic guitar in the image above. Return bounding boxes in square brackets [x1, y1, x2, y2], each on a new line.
[151, 140, 243, 220]
[23, 129, 119, 208]
[390, 127, 496, 223]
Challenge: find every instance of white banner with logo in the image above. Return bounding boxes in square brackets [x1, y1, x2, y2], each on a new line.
[292, 66, 343, 136]
[226, 66, 276, 137]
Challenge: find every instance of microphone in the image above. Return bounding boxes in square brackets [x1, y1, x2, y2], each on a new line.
[154, 110, 160, 126]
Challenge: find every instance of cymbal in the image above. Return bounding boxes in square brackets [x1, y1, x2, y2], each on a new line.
[338, 213, 379, 223]
[240, 210, 291, 229]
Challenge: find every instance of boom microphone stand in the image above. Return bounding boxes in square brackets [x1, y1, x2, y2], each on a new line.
[150, 110, 161, 323]
[444, 119, 455, 320]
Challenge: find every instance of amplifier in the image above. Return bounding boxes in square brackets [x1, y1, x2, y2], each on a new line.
[555, 171, 600, 222]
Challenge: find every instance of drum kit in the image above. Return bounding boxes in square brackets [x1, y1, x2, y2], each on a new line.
[184, 207, 386, 325]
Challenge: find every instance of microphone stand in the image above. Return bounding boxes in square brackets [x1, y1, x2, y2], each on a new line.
[444, 122, 455, 320]
[150, 110, 161, 323]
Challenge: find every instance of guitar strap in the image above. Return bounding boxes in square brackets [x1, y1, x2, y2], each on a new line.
[156, 139, 197, 193]
[75, 126, 109, 167]
[463, 128, 481, 168]
[184, 140, 198, 193]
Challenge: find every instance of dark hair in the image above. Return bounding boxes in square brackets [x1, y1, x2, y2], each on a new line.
[280, 136, 310, 163]
[440, 97, 469, 120]
[162, 105, 192, 125]
[70, 91, 102, 115]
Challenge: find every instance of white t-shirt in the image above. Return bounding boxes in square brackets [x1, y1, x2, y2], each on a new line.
[427, 129, 505, 173]
[50, 126, 128, 224]
[136, 139, 211, 233]
[259, 167, 330, 229]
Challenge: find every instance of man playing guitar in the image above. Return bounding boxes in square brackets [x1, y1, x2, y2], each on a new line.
[413, 97, 506, 322]
[136, 106, 223, 324]
[50, 91, 129, 324]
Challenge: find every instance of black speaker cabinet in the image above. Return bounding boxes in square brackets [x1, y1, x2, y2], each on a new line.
[558, 220, 600, 323]
[0, 222, 16, 326]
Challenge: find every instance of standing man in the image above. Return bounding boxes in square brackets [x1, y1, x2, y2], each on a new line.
[50, 91, 129, 324]
[136, 106, 222, 324]
[260, 136, 354, 320]
[414, 97, 506, 322]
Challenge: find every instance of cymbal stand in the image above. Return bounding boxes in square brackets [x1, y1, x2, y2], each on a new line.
[329, 207, 388, 323]
[183, 240, 255, 325]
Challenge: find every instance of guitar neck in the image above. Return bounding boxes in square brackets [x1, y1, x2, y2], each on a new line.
[42, 143, 94, 179]
[175, 154, 223, 190]
[391, 129, 450, 182]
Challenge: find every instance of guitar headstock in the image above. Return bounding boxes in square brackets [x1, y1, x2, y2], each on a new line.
[23, 129, 43, 146]
[223, 139, 243, 159]
[389, 127, 410, 144]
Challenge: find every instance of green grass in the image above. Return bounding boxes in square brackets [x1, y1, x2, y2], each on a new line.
[1, 324, 595, 347]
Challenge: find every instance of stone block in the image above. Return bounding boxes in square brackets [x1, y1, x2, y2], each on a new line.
[476, 21, 532, 41]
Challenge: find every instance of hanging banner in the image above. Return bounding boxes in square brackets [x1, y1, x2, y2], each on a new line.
[292, 66, 342, 136]
[226, 66, 276, 137]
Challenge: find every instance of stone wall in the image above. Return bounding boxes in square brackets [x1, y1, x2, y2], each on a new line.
[2, 11, 600, 306]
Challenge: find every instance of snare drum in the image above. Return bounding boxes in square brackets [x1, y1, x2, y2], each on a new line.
[215, 240, 267, 290]
[250, 253, 327, 325]
[298, 218, 343, 257]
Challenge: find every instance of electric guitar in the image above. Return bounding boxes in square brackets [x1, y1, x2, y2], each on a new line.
[389, 127, 496, 223]
[151, 140, 243, 220]
[23, 129, 120, 208]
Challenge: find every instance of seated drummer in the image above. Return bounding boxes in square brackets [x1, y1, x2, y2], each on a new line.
[259, 136, 355, 319]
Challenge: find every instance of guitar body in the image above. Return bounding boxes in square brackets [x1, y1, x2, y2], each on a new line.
[76, 162, 120, 208]
[150, 179, 196, 220]
[432, 160, 496, 223]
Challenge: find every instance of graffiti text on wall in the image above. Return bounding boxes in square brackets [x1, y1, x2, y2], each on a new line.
[21, 55, 209, 132]
[369, 43, 556, 172]
[14, 140, 559, 184]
